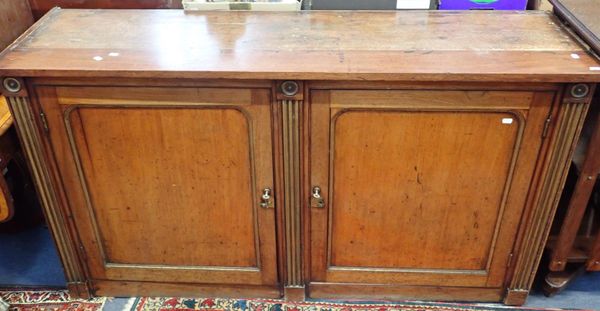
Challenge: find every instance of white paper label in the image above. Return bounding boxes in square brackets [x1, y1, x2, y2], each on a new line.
[396, 0, 431, 9]
[502, 118, 514, 125]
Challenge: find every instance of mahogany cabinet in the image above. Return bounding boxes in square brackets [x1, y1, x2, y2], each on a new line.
[1, 9, 600, 306]
[308, 89, 553, 299]
[34, 86, 280, 296]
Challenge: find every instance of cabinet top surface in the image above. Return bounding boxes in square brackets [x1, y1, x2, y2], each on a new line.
[1, 8, 600, 82]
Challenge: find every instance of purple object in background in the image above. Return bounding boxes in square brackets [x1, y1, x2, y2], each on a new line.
[438, 0, 528, 10]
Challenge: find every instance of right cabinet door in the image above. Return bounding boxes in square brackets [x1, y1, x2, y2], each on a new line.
[308, 89, 554, 294]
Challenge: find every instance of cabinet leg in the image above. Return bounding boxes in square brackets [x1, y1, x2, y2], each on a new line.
[542, 265, 586, 297]
[504, 289, 529, 306]
[67, 282, 92, 299]
[284, 286, 306, 301]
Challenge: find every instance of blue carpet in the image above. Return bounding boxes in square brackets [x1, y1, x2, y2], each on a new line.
[0, 225, 67, 287]
[1, 225, 599, 309]
[526, 272, 600, 309]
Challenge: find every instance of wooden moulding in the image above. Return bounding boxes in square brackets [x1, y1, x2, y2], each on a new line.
[92, 281, 280, 298]
[1, 77, 90, 298]
[506, 83, 596, 305]
[278, 81, 305, 299]
[308, 283, 504, 302]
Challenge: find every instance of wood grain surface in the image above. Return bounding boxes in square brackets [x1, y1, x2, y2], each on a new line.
[550, 0, 600, 56]
[36, 85, 279, 287]
[308, 89, 555, 292]
[1, 9, 599, 82]
[551, 0, 600, 38]
[0, 0, 33, 50]
[0, 97, 13, 223]
[27, 0, 182, 19]
[329, 111, 519, 270]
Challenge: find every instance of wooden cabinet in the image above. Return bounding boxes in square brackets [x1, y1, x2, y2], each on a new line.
[308, 90, 553, 298]
[33, 85, 280, 296]
[1, 9, 600, 305]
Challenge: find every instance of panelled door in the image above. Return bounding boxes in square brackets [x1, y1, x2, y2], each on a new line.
[36, 86, 278, 287]
[308, 89, 554, 292]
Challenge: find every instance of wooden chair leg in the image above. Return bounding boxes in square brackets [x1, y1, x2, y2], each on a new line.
[587, 232, 600, 271]
[543, 264, 587, 297]
[549, 111, 600, 271]
[0, 136, 14, 223]
[0, 172, 14, 223]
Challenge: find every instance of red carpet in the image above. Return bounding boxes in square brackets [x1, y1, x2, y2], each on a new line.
[0, 290, 582, 311]
[0, 289, 105, 311]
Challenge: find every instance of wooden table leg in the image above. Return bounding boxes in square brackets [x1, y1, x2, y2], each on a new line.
[549, 110, 600, 271]
[543, 265, 587, 297]
[587, 232, 600, 271]
[0, 128, 14, 223]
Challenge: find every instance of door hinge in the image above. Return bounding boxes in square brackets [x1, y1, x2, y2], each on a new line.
[542, 116, 552, 138]
[39, 111, 49, 133]
[79, 244, 87, 261]
[507, 253, 514, 268]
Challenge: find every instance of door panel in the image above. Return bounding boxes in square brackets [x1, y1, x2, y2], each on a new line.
[69, 107, 257, 267]
[309, 90, 553, 288]
[38, 86, 278, 286]
[330, 111, 519, 271]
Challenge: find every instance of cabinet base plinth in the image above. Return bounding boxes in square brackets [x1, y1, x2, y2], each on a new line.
[504, 289, 529, 306]
[284, 286, 306, 301]
[67, 282, 91, 299]
[91, 280, 281, 299]
[308, 283, 503, 302]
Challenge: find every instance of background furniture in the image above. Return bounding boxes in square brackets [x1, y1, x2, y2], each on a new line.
[541, 0, 600, 296]
[439, 0, 528, 10]
[1, 8, 599, 306]
[544, 102, 600, 295]
[24, 0, 544, 19]
[0, 0, 34, 49]
[310, 0, 436, 10]
[0, 98, 16, 223]
[0, 0, 34, 223]
[27, 0, 183, 19]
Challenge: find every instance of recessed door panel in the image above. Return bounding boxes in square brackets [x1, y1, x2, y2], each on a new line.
[330, 110, 518, 271]
[309, 89, 553, 288]
[70, 107, 257, 268]
[37, 86, 278, 286]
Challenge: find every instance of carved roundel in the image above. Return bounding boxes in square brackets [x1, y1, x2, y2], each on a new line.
[2, 77, 22, 93]
[280, 81, 300, 97]
[570, 84, 590, 99]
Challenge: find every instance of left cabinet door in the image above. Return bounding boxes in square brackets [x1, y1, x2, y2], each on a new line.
[36, 86, 279, 289]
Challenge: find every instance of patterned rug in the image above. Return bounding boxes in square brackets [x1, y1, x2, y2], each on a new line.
[0, 291, 576, 311]
[0, 289, 105, 311]
[128, 297, 569, 311]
